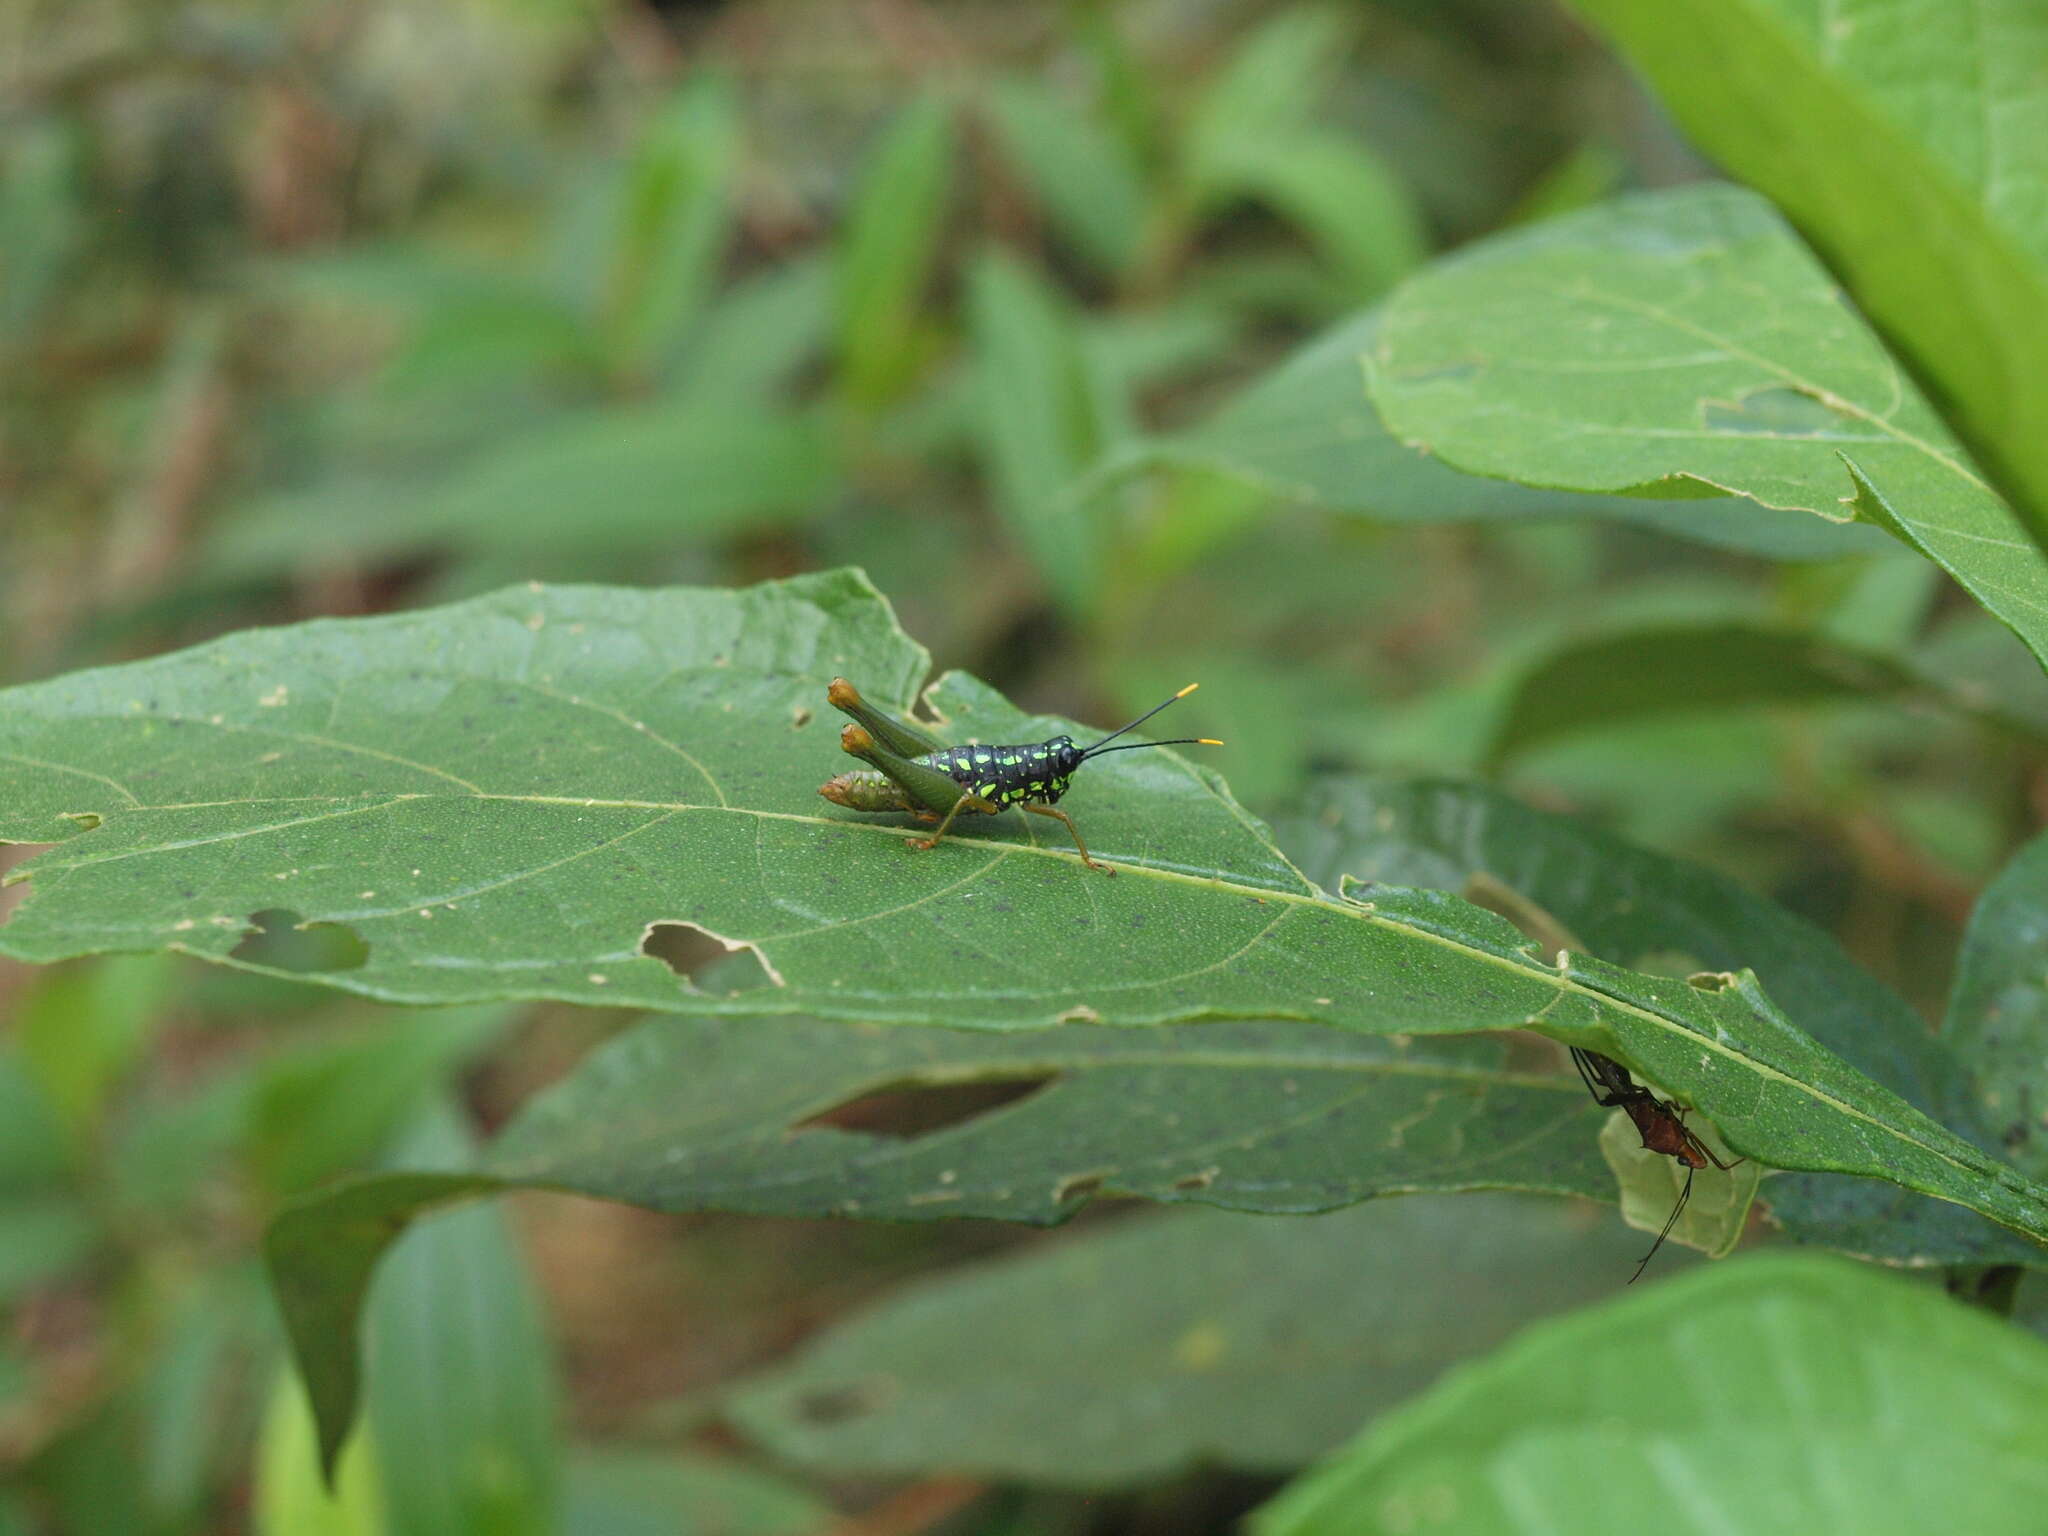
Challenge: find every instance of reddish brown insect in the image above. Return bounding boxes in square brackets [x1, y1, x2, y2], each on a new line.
[1572, 1048, 1744, 1282]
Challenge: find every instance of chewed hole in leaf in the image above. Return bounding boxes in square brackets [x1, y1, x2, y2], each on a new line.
[1700, 385, 1854, 437]
[1054, 1172, 1105, 1204]
[1629, 948, 1708, 979]
[0, 843, 55, 926]
[1687, 970, 1738, 992]
[229, 909, 369, 973]
[641, 921, 779, 989]
[792, 1075, 1056, 1140]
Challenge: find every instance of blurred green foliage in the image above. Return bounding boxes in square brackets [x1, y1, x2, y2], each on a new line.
[5, 0, 2047, 1532]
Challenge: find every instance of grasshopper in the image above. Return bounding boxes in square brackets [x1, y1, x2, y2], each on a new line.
[816, 678, 1221, 874]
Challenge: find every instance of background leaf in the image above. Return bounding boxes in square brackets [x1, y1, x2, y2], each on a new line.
[561, 1451, 829, 1536]
[1254, 1254, 2048, 1535]
[252, 1371, 386, 1536]
[264, 1008, 1613, 1474]
[726, 1197, 1668, 1487]
[1484, 620, 2048, 763]
[361, 1103, 558, 1536]
[602, 73, 741, 380]
[1567, 0, 2048, 545]
[966, 249, 1111, 618]
[1367, 185, 2048, 669]
[985, 79, 1147, 278]
[483, 1014, 1612, 1222]
[1946, 827, 2048, 1182]
[835, 94, 954, 410]
[1149, 310, 1894, 561]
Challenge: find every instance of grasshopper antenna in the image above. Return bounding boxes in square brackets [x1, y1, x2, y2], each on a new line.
[1079, 684, 1224, 759]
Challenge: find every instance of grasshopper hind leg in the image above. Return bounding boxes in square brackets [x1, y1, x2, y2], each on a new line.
[907, 793, 1000, 852]
[1023, 802, 1113, 875]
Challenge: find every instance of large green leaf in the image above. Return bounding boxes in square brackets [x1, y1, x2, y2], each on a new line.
[5, 574, 2046, 1243]
[1254, 1253, 2048, 1535]
[1567, 0, 2048, 546]
[1150, 310, 1892, 561]
[726, 1198, 1669, 1487]
[1947, 828, 2048, 1183]
[1368, 185, 2048, 669]
[265, 1012, 1611, 1474]
[1279, 774, 2039, 1267]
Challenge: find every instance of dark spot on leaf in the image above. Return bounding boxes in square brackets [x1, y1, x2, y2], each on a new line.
[795, 1381, 889, 1424]
[791, 706, 813, 728]
[793, 1075, 1056, 1140]
[1173, 1169, 1217, 1192]
[1055, 1173, 1105, 1204]
[60, 812, 102, 831]
[230, 909, 369, 973]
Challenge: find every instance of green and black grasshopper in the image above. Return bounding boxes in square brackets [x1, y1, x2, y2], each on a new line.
[817, 677, 1222, 874]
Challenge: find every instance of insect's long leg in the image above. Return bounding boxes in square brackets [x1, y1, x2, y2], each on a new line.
[1676, 1117, 1746, 1173]
[1571, 1047, 1635, 1108]
[1021, 801, 1113, 876]
[1631, 1166, 1694, 1284]
[907, 793, 999, 853]
[1571, 1047, 1607, 1104]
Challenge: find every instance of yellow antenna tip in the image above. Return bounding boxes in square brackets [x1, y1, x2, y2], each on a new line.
[1174, 683, 1200, 699]
[1197, 738, 1225, 746]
